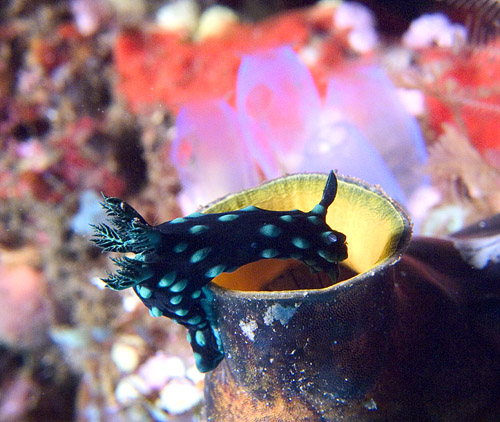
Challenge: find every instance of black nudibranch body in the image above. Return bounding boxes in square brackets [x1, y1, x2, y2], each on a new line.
[91, 171, 347, 372]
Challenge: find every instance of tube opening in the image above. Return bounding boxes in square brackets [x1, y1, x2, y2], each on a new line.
[212, 258, 358, 291]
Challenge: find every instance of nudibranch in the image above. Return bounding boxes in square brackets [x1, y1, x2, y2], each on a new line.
[91, 171, 347, 372]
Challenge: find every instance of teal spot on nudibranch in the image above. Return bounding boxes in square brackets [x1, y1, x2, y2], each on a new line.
[188, 315, 202, 325]
[189, 224, 209, 235]
[170, 217, 186, 224]
[158, 271, 176, 287]
[260, 224, 282, 238]
[311, 204, 326, 215]
[195, 330, 206, 347]
[190, 247, 211, 263]
[318, 249, 337, 263]
[186, 212, 205, 218]
[193, 352, 203, 366]
[292, 237, 310, 249]
[280, 215, 294, 222]
[136, 285, 152, 299]
[170, 279, 188, 292]
[261, 249, 279, 258]
[175, 308, 188, 317]
[241, 205, 258, 211]
[149, 306, 162, 317]
[170, 295, 183, 305]
[191, 290, 201, 299]
[186, 332, 192, 343]
[218, 214, 239, 222]
[205, 264, 225, 278]
[213, 328, 223, 349]
[173, 242, 188, 253]
[308, 216, 322, 225]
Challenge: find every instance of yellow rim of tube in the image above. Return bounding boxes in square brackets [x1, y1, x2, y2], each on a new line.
[202, 173, 411, 293]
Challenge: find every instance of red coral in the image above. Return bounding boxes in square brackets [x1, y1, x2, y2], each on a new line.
[114, 9, 330, 112]
[424, 39, 500, 160]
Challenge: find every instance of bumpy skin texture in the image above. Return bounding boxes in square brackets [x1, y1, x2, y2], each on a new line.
[91, 171, 347, 372]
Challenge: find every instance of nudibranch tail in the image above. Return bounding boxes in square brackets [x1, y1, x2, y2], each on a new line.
[319, 170, 338, 210]
[310, 170, 338, 218]
[91, 171, 347, 372]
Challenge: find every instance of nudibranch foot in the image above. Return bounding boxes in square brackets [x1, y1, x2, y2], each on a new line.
[91, 171, 347, 372]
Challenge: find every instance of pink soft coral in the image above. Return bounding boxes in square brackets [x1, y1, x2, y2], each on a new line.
[172, 46, 428, 213]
